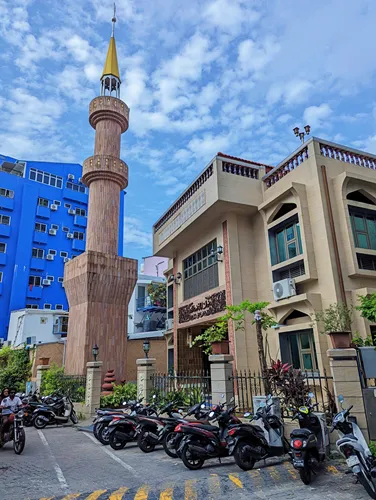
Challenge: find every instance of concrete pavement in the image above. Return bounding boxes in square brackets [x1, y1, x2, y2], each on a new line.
[0, 425, 370, 499]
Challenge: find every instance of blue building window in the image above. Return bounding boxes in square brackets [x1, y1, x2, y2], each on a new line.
[35, 222, 47, 232]
[73, 231, 84, 240]
[0, 243, 6, 253]
[32, 248, 45, 259]
[66, 181, 86, 194]
[0, 188, 14, 199]
[30, 168, 63, 189]
[75, 208, 86, 216]
[29, 276, 42, 287]
[0, 272, 2, 282]
[38, 197, 49, 207]
[0, 215, 10, 225]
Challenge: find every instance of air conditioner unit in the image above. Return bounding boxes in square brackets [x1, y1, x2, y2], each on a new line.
[42, 279, 51, 286]
[273, 278, 296, 301]
[49, 229, 57, 236]
[64, 257, 70, 263]
[67, 233, 73, 239]
[50, 204, 58, 211]
[78, 177, 83, 183]
[165, 318, 174, 330]
[46, 254, 54, 261]
[68, 209, 75, 215]
[68, 174, 75, 180]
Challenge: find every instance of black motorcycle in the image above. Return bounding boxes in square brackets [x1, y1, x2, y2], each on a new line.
[32, 395, 78, 428]
[0, 407, 26, 454]
[290, 393, 329, 484]
[177, 401, 241, 470]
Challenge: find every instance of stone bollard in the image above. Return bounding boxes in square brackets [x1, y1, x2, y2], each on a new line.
[327, 348, 369, 441]
[209, 354, 234, 407]
[137, 358, 156, 403]
[84, 361, 103, 418]
[36, 364, 50, 392]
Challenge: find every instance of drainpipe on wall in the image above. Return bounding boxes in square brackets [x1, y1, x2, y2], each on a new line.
[321, 165, 347, 305]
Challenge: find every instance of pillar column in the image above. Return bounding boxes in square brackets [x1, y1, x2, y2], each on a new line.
[209, 354, 234, 407]
[85, 361, 103, 417]
[36, 365, 50, 392]
[327, 348, 368, 441]
[137, 358, 156, 403]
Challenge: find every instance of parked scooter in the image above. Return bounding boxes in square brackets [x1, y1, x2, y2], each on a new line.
[289, 392, 329, 484]
[332, 394, 376, 499]
[177, 399, 242, 470]
[32, 395, 78, 429]
[226, 395, 289, 471]
[0, 407, 26, 454]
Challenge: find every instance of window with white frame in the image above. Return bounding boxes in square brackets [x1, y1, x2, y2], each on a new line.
[64, 203, 71, 209]
[0, 215, 10, 225]
[53, 200, 61, 206]
[38, 197, 49, 207]
[26, 304, 38, 309]
[29, 275, 42, 287]
[75, 208, 86, 216]
[0, 271, 2, 283]
[60, 251, 68, 258]
[44, 304, 52, 309]
[62, 226, 69, 232]
[48, 249, 57, 256]
[32, 248, 44, 259]
[35, 222, 47, 232]
[46, 275, 54, 281]
[0, 188, 14, 198]
[0, 243, 6, 253]
[73, 231, 84, 240]
[51, 224, 59, 230]
[30, 168, 63, 189]
[55, 304, 63, 310]
[58, 277, 64, 283]
[66, 181, 86, 194]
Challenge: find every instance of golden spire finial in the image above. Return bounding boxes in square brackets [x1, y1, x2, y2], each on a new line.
[101, 3, 120, 82]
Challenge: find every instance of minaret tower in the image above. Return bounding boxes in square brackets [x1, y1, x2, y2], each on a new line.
[64, 8, 138, 378]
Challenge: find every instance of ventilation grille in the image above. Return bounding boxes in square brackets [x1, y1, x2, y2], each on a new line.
[357, 253, 376, 271]
[277, 261, 305, 281]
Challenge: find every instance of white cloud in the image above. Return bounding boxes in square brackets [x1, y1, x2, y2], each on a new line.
[303, 103, 332, 129]
[204, 0, 259, 33]
[238, 37, 280, 75]
[124, 217, 152, 249]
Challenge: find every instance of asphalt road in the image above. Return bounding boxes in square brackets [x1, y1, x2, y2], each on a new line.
[0, 425, 371, 499]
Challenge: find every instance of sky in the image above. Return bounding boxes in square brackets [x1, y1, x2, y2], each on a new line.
[1, 0, 376, 265]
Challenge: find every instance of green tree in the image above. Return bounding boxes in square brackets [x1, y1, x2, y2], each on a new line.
[357, 293, 376, 324]
[0, 345, 31, 392]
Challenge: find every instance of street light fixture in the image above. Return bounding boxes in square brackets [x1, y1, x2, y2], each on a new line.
[293, 125, 311, 144]
[92, 344, 99, 361]
[143, 339, 150, 359]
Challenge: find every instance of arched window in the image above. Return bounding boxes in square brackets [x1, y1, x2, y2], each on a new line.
[347, 190, 376, 205]
[272, 203, 297, 222]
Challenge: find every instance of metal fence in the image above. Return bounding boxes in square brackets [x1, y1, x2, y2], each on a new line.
[151, 371, 212, 407]
[230, 369, 336, 421]
[41, 374, 86, 403]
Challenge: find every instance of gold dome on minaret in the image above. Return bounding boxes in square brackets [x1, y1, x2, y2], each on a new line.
[101, 36, 120, 81]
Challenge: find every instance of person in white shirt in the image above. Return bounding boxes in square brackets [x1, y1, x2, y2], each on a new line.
[0, 389, 22, 444]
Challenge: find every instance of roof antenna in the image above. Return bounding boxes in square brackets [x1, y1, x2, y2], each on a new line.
[112, 3, 116, 37]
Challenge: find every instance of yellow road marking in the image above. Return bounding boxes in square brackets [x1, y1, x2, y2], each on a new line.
[61, 495, 81, 500]
[327, 465, 339, 474]
[109, 487, 129, 500]
[40, 498, 54, 500]
[284, 461, 297, 480]
[134, 485, 150, 500]
[86, 490, 108, 500]
[208, 474, 221, 498]
[248, 469, 261, 488]
[269, 466, 280, 480]
[160, 487, 174, 500]
[184, 479, 197, 500]
[228, 473, 243, 488]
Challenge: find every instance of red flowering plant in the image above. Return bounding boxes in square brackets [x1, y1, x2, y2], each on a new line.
[268, 359, 308, 410]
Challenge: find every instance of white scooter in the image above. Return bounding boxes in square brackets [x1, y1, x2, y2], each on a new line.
[332, 394, 376, 499]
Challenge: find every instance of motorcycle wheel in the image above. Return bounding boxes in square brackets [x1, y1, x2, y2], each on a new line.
[299, 462, 312, 485]
[93, 423, 102, 441]
[163, 432, 178, 458]
[233, 442, 256, 471]
[23, 418, 33, 428]
[109, 432, 127, 450]
[14, 429, 25, 455]
[181, 443, 205, 470]
[137, 432, 156, 453]
[70, 411, 78, 425]
[97, 425, 111, 445]
[34, 416, 48, 429]
[357, 465, 376, 499]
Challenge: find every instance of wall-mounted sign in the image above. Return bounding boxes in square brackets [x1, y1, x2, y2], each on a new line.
[179, 289, 226, 324]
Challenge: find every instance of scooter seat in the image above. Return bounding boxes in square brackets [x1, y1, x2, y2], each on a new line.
[189, 424, 218, 432]
[291, 428, 313, 438]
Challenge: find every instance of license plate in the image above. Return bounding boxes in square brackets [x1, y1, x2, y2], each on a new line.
[347, 455, 360, 467]
[293, 459, 304, 467]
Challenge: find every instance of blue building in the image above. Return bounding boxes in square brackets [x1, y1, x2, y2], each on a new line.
[0, 154, 124, 340]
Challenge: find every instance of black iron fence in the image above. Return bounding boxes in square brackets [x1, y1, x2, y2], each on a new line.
[151, 371, 211, 408]
[41, 374, 86, 403]
[230, 369, 336, 421]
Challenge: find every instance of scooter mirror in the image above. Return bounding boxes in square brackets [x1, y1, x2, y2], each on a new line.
[308, 392, 315, 399]
[201, 404, 206, 409]
[209, 411, 215, 418]
[338, 394, 344, 403]
[244, 412, 251, 417]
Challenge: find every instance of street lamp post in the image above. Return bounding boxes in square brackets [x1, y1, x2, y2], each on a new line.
[293, 125, 311, 144]
[143, 339, 150, 359]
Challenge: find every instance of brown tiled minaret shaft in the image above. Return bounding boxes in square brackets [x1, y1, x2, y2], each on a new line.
[64, 13, 137, 379]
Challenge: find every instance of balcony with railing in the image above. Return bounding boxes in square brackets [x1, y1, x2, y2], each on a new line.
[136, 296, 167, 312]
[263, 144, 309, 189]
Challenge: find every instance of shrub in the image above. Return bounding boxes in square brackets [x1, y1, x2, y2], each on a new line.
[0, 345, 31, 392]
[100, 382, 137, 408]
[314, 303, 353, 334]
[40, 364, 86, 402]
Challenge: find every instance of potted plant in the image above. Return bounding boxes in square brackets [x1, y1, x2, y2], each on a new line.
[191, 320, 229, 355]
[147, 283, 166, 307]
[354, 293, 376, 377]
[314, 303, 353, 349]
